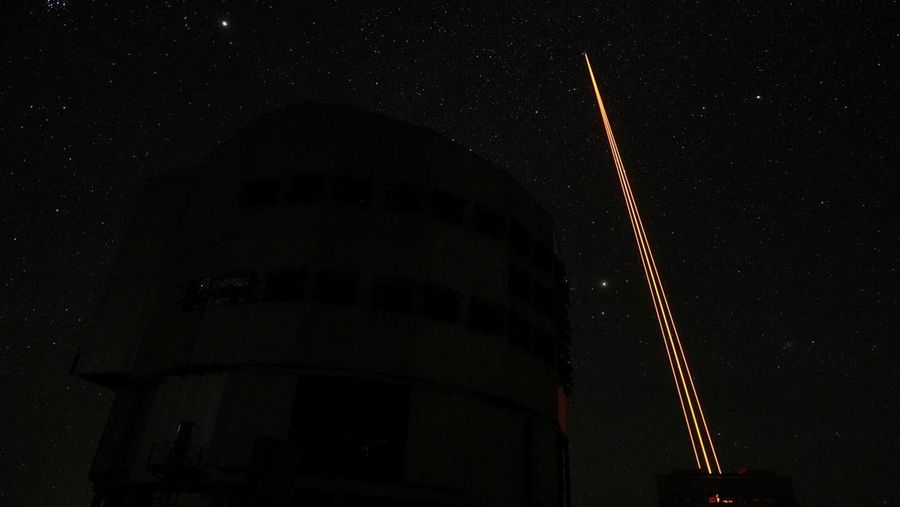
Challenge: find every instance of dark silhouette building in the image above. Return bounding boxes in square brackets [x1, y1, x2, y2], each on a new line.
[657, 469, 797, 506]
[73, 104, 573, 506]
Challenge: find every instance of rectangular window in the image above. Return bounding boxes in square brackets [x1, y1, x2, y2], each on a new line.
[285, 173, 325, 204]
[313, 270, 360, 306]
[371, 277, 414, 312]
[472, 204, 506, 239]
[430, 189, 466, 224]
[241, 179, 280, 207]
[332, 177, 373, 207]
[262, 269, 307, 302]
[468, 298, 506, 336]
[421, 283, 461, 323]
[383, 183, 423, 213]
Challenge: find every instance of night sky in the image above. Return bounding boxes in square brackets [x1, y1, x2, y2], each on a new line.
[2, 2, 897, 505]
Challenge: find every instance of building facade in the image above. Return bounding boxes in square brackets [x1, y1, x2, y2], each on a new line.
[73, 104, 573, 506]
[657, 469, 797, 506]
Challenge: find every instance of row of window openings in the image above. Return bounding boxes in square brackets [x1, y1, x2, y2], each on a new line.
[183, 271, 570, 363]
[241, 175, 561, 275]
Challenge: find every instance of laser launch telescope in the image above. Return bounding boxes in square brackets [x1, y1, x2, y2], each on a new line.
[582, 53, 796, 506]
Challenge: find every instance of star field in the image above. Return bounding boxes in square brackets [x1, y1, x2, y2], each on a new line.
[1, 2, 897, 505]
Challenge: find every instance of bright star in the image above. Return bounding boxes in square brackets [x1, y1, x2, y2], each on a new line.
[221, 20, 229, 27]
[755, 95, 762, 100]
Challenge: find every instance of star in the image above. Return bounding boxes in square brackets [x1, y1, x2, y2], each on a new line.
[221, 20, 229, 27]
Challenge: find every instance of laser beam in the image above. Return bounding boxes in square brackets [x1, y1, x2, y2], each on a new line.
[583, 52, 722, 474]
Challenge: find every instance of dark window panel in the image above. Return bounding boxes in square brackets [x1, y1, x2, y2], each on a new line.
[508, 263, 532, 301]
[509, 220, 531, 256]
[421, 283, 461, 323]
[347, 383, 410, 480]
[472, 204, 506, 239]
[508, 311, 533, 350]
[532, 242, 554, 273]
[289, 378, 351, 475]
[285, 173, 325, 204]
[211, 273, 253, 305]
[263, 269, 307, 302]
[383, 183, 423, 213]
[332, 177, 373, 207]
[313, 270, 360, 305]
[532, 282, 554, 316]
[468, 298, 506, 336]
[430, 189, 466, 224]
[371, 277, 414, 312]
[288, 378, 409, 481]
[241, 179, 280, 207]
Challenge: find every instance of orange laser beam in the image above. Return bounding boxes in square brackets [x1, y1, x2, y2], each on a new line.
[612, 137, 712, 473]
[602, 114, 703, 468]
[583, 54, 706, 470]
[583, 52, 722, 474]
[607, 125, 702, 468]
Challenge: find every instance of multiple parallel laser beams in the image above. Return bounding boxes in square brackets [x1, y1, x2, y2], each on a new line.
[583, 53, 722, 474]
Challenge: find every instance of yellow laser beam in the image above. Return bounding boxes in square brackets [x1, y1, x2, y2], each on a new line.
[602, 110, 703, 469]
[581, 53, 704, 466]
[583, 52, 722, 474]
[612, 132, 713, 474]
